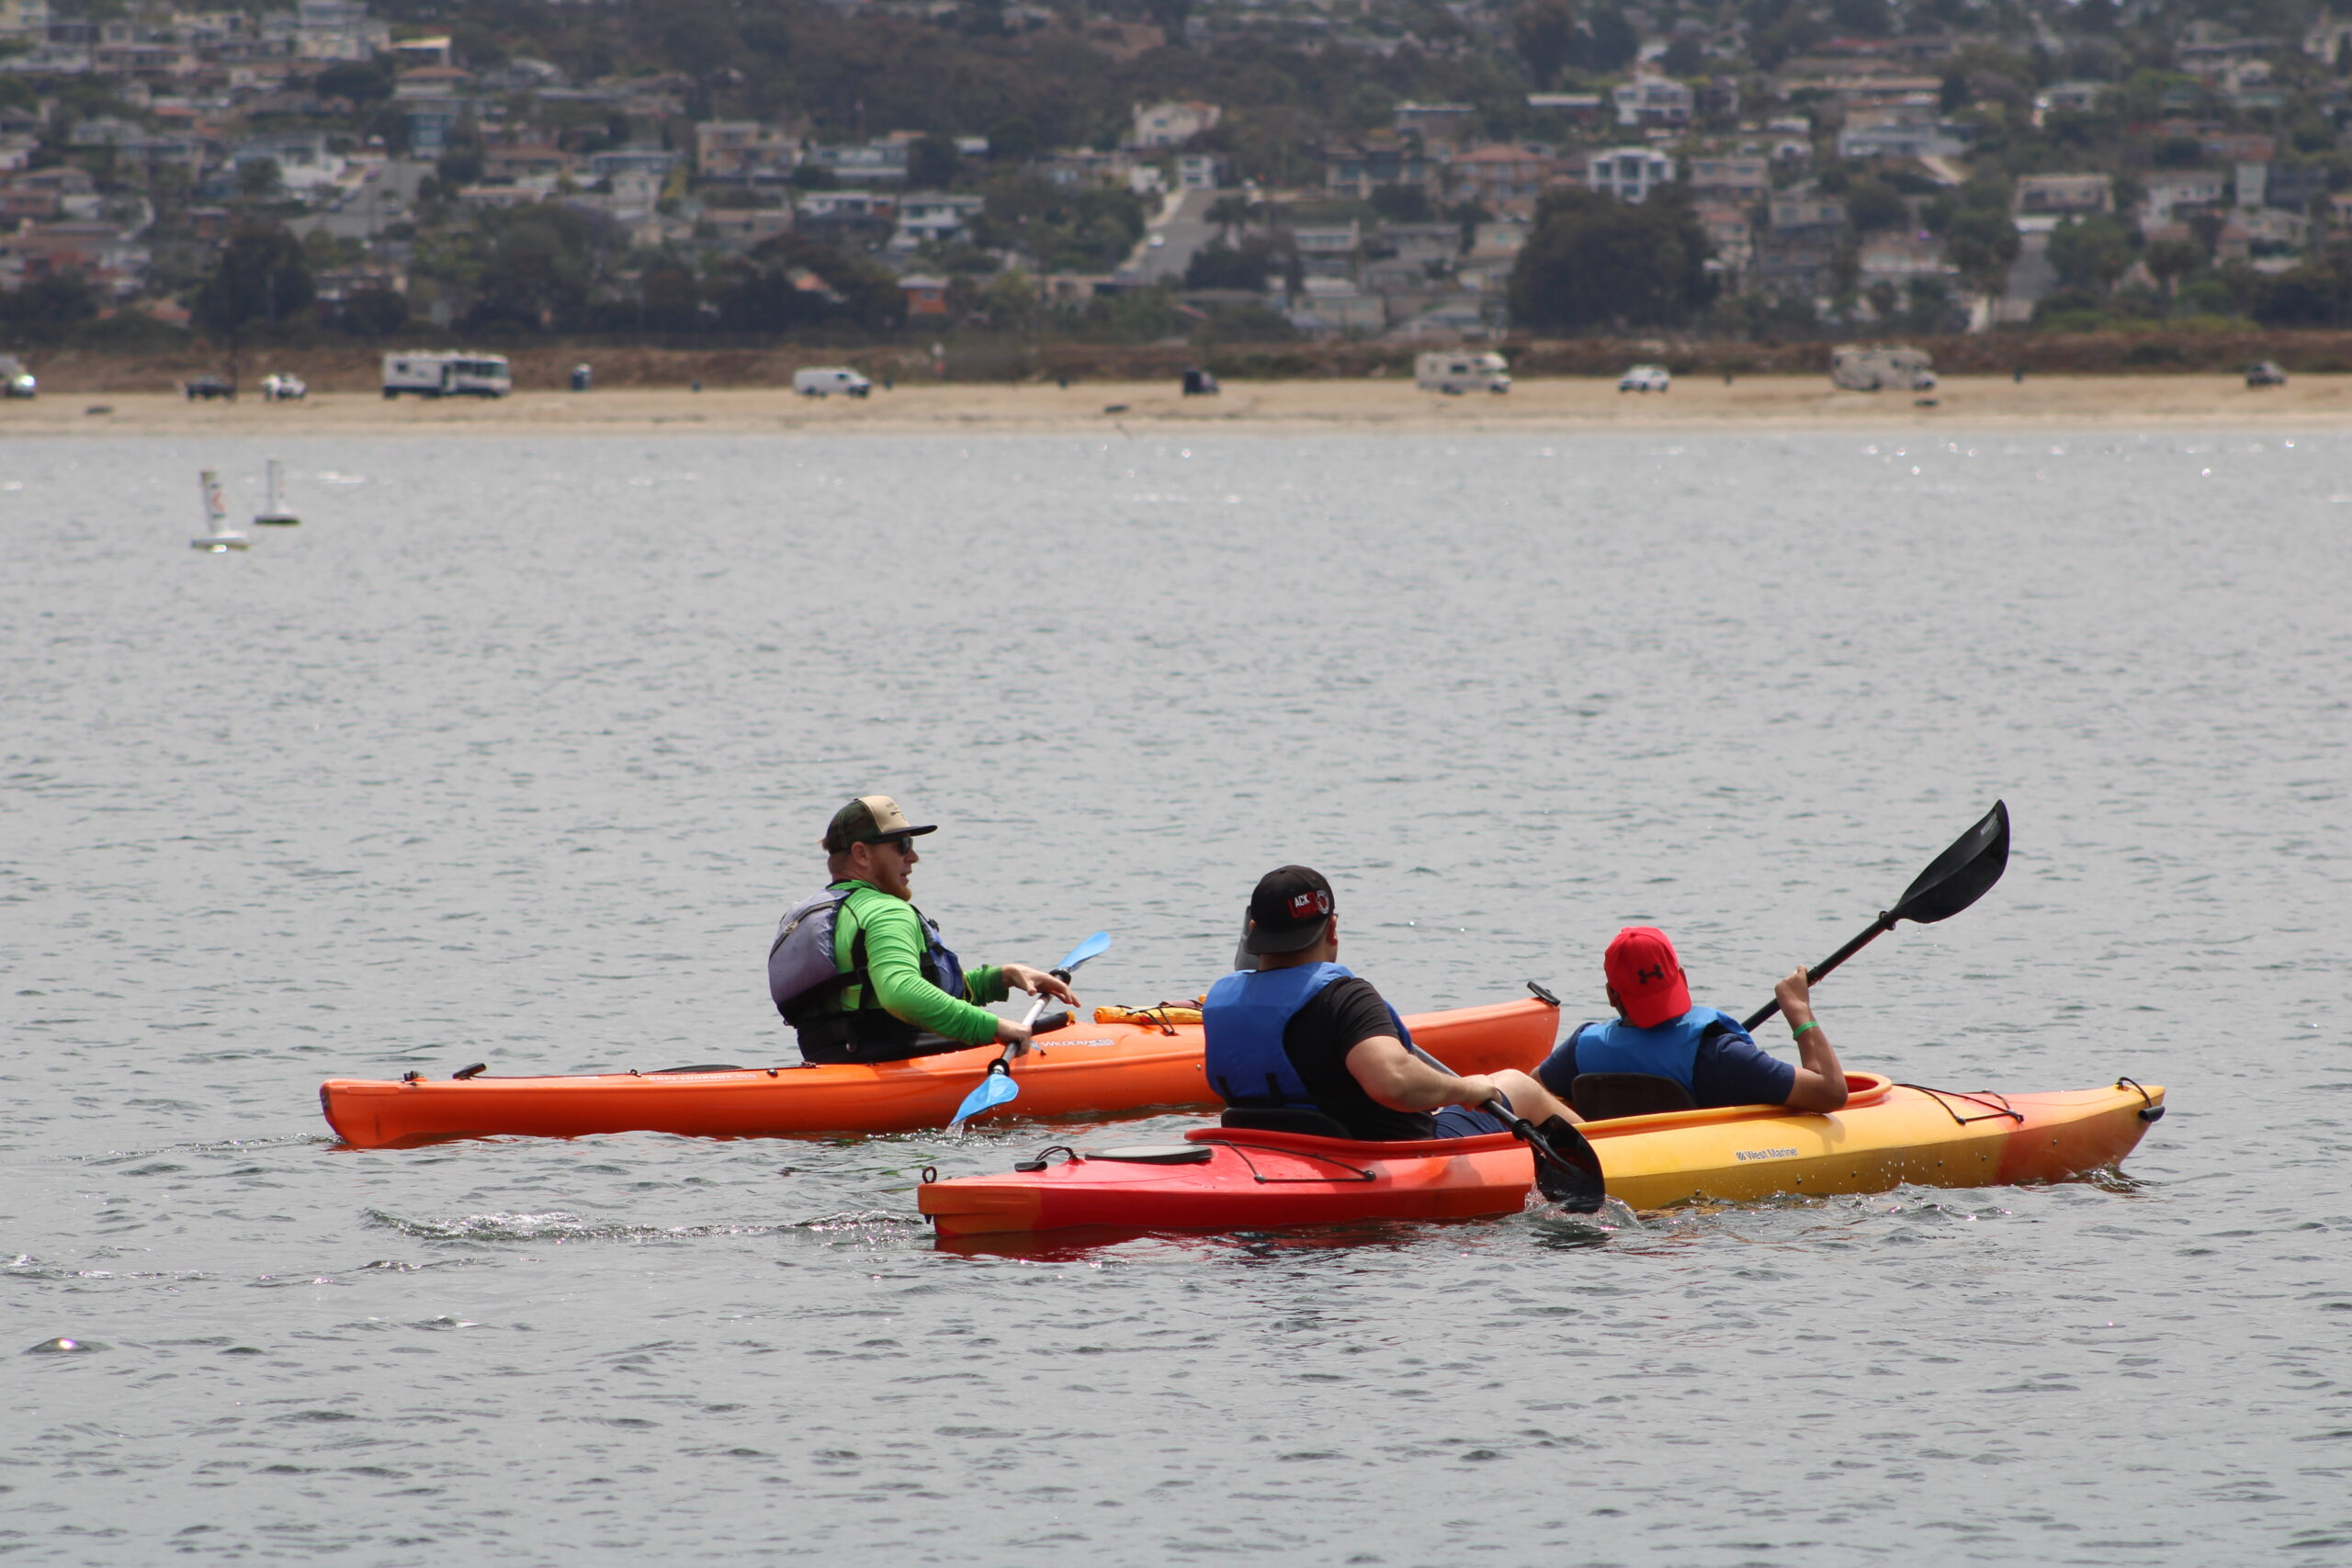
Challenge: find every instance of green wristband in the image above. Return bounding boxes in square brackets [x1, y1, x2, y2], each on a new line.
[1790, 1021, 1819, 1038]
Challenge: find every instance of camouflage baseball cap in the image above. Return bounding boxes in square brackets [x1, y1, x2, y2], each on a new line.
[822, 795, 939, 852]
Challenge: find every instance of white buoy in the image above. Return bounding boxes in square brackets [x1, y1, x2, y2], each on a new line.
[190, 468, 248, 551]
[254, 458, 299, 526]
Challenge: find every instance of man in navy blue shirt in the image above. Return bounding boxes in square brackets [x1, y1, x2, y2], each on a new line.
[1535, 927, 1849, 1114]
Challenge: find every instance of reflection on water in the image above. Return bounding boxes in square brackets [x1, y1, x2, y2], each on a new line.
[4, 429, 2348, 1564]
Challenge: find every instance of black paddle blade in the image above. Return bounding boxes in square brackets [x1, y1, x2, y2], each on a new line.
[1890, 800, 2009, 926]
[1526, 1117, 1607, 1213]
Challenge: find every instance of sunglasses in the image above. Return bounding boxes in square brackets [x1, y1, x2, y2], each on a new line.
[873, 836, 919, 855]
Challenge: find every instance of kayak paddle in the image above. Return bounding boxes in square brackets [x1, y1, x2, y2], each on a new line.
[947, 931, 1111, 1130]
[1406, 1040, 1605, 1213]
[1741, 800, 2010, 1032]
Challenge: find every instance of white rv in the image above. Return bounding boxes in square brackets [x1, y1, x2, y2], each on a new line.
[381, 351, 514, 399]
[1415, 351, 1511, 394]
[1831, 344, 1935, 392]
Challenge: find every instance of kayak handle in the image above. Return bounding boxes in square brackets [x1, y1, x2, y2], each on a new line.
[1013, 1145, 1080, 1174]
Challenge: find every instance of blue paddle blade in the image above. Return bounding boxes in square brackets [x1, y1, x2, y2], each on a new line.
[949, 1067, 1021, 1129]
[1057, 931, 1111, 972]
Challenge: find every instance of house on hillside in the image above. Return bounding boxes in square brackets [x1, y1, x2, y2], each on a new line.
[1289, 220, 1363, 277]
[1393, 102, 1475, 148]
[696, 121, 798, 183]
[1837, 105, 1973, 159]
[899, 274, 950, 317]
[1695, 200, 1754, 285]
[1586, 147, 1674, 204]
[1613, 75, 1694, 129]
[1130, 100, 1220, 149]
[1686, 154, 1768, 202]
[2014, 174, 2111, 218]
[890, 193, 986, 251]
[1448, 144, 1555, 209]
[1176, 153, 1228, 190]
[2142, 170, 2227, 223]
[1525, 92, 1608, 125]
[1323, 142, 1434, 197]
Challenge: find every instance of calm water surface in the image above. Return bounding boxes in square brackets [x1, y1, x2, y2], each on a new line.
[3, 427, 2347, 1565]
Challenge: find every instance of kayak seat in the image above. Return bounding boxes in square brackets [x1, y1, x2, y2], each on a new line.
[1571, 1073, 1698, 1121]
[1219, 1106, 1353, 1139]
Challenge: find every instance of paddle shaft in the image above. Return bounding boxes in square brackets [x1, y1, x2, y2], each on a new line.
[1740, 913, 1892, 1032]
[1736, 801, 2011, 1033]
[979, 974, 1065, 1075]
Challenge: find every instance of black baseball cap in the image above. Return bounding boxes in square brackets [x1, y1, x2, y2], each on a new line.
[821, 795, 939, 853]
[1243, 865, 1336, 954]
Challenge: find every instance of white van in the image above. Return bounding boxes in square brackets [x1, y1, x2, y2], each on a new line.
[382, 351, 514, 399]
[1831, 344, 1935, 392]
[1415, 351, 1510, 394]
[793, 367, 872, 398]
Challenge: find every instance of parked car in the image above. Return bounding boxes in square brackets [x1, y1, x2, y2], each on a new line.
[1182, 366, 1219, 396]
[1, 354, 33, 399]
[185, 375, 235, 400]
[261, 372, 307, 401]
[2245, 361, 2287, 387]
[793, 367, 872, 398]
[1618, 364, 1671, 393]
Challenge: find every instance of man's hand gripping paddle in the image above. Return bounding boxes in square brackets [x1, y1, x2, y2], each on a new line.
[947, 931, 1111, 1130]
[1740, 801, 2011, 1032]
[1403, 1041, 1606, 1214]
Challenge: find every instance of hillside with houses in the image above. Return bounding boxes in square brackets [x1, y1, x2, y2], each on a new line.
[6, 0, 2352, 366]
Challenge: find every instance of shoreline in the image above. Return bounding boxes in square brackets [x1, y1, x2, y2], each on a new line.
[6, 374, 2349, 437]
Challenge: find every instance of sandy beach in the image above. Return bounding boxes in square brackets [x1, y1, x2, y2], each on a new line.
[7, 373, 2351, 437]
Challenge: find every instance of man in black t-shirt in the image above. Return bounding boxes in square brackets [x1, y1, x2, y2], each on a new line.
[1202, 865, 1583, 1144]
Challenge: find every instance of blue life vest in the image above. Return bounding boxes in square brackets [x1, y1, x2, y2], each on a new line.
[1203, 963, 1414, 1109]
[1569, 1007, 1748, 1094]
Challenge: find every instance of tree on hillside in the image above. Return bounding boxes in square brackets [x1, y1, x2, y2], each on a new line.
[1846, 178, 1907, 231]
[1568, 7, 1640, 73]
[2046, 214, 2135, 297]
[330, 286, 409, 337]
[1510, 0, 1577, 87]
[2143, 238, 2201, 304]
[194, 222, 314, 335]
[1945, 205, 2021, 300]
[460, 206, 598, 333]
[1206, 194, 1252, 242]
[719, 235, 907, 334]
[1508, 186, 1713, 332]
[908, 134, 958, 188]
[1185, 240, 1272, 290]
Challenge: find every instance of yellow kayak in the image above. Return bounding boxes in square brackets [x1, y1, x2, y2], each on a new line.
[1583, 1074, 2165, 1209]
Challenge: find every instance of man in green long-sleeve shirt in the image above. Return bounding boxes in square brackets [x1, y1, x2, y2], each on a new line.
[767, 795, 1079, 1064]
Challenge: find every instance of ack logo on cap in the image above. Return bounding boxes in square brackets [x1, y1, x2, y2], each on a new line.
[1290, 890, 1331, 919]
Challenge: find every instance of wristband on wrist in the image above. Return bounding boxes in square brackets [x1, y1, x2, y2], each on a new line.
[1790, 1020, 1819, 1038]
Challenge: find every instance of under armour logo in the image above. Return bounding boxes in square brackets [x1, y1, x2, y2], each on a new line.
[1636, 964, 1668, 986]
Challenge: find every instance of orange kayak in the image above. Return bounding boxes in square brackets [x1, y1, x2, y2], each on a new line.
[918, 1075, 2167, 1236]
[318, 995, 1560, 1148]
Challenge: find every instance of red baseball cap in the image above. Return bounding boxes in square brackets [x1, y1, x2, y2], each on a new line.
[1604, 926, 1692, 1028]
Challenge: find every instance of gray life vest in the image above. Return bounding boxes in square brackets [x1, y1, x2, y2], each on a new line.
[768, 888, 854, 1021]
